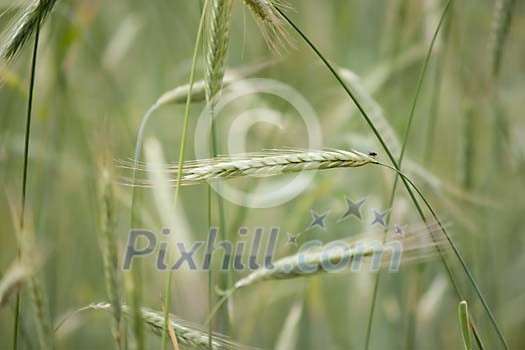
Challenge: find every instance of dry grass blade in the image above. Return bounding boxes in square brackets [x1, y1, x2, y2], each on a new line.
[167, 319, 180, 350]
[118, 149, 379, 187]
[1, 0, 57, 60]
[160, 303, 181, 350]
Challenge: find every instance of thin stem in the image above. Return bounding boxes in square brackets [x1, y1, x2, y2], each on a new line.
[205, 0, 234, 339]
[209, 116, 231, 334]
[376, 163, 488, 347]
[424, 9, 453, 164]
[128, 102, 161, 350]
[365, 2, 452, 348]
[205, 289, 235, 327]
[278, 8, 508, 350]
[133, 103, 160, 164]
[13, 2, 43, 348]
[384, 162, 504, 349]
[160, 2, 208, 349]
[208, 192, 213, 349]
[129, 191, 145, 344]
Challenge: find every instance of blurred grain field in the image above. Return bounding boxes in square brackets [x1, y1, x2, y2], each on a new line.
[1, 0, 524, 349]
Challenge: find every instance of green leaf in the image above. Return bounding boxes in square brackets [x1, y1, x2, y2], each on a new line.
[458, 301, 472, 350]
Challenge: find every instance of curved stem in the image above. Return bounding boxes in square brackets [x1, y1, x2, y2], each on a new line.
[365, 2, 452, 348]
[204, 288, 235, 327]
[133, 103, 160, 167]
[277, 8, 508, 349]
[379, 162, 493, 346]
[161, 1, 209, 349]
[14, 2, 43, 349]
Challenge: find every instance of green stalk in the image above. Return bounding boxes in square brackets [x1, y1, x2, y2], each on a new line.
[128, 106, 163, 350]
[208, 198, 213, 349]
[205, 0, 234, 336]
[459, 301, 472, 350]
[376, 164, 487, 348]
[14, 2, 43, 349]
[99, 170, 122, 350]
[365, 2, 452, 348]
[277, 7, 508, 350]
[129, 195, 145, 346]
[424, 12, 452, 164]
[160, 2, 209, 349]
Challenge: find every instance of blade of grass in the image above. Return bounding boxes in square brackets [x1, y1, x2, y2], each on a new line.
[377, 163, 488, 349]
[205, 0, 234, 337]
[161, 2, 209, 349]
[277, 7, 508, 349]
[459, 301, 472, 350]
[127, 5, 209, 350]
[365, 2, 452, 348]
[13, 2, 43, 348]
[128, 204, 145, 347]
[424, 10, 453, 164]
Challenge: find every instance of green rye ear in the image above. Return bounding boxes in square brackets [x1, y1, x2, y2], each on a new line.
[1, 0, 57, 60]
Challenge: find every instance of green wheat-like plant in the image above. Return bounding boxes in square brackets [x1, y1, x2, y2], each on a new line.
[1, 1, 520, 349]
[119, 149, 379, 187]
[365, 2, 453, 348]
[56, 302, 248, 350]
[241, 0, 292, 52]
[204, 0, 234, 342]
[28, 274, 54, 350]
[233, 226, 445, 289]
[204, 222, 449, 325]
[0, 0, 57, 59]
[9, 203, 54, 350]
[275, 7, 508, 349]
[156, 61, 275, 106]
[4, 0, 55, 348]
[158, 1, 209, 349]
[204, 0, 233, 103]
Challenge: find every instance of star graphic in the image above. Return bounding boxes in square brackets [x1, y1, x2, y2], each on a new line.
[369, 209, 391, 227]
[394, 225, 407, 237]
[306, 209, 330, 231]
[337, 196, 367, 223]
[285, 232, 301, 246]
